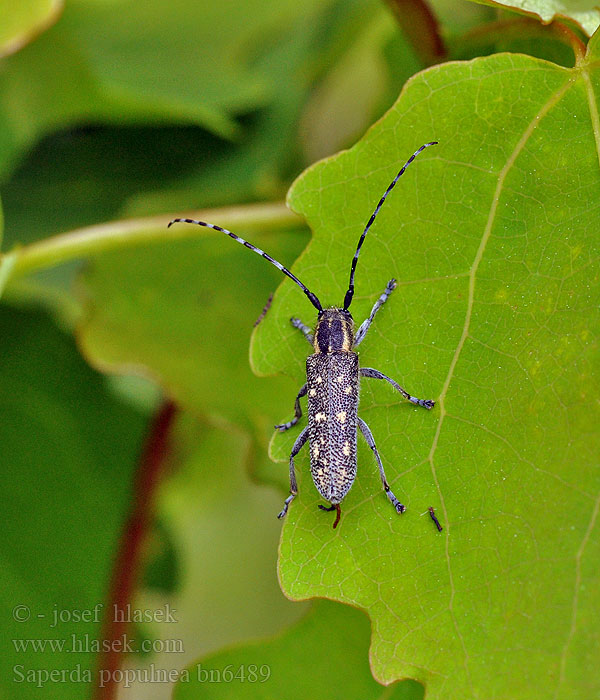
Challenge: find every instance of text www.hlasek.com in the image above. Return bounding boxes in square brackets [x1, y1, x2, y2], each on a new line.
[13, 633, 182, 655]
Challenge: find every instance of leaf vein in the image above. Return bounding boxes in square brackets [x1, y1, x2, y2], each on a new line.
[426, 74, 576, 691]
[555, 488, 600, 697]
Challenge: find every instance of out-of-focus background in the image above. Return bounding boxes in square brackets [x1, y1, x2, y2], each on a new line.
[1, 1, 598, 700]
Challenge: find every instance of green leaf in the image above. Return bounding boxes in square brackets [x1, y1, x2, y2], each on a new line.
[466, 0, 600, 37]
[77, 225, 306, 432]
[299, 6, 415, 164]
[0, 0, 62, 57]
[64, 213, 307, 495]
[0, 303, 147, 699]
[252, 49, 600, 698]
[0, 0, 330, 177]
[173, 600, 423, 700]
[123, 412, 306, 690]
[1, 126, 218, 246]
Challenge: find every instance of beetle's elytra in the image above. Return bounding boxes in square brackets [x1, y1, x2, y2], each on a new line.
[169, 142, 437, 528]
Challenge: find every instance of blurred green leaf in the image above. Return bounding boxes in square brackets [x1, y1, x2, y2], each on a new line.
[251, 46, 600, 698]
[0, 0, 62, 57]
[69, 215, 307, 494]
[0, 1, 406, 248]
[0, 0, 331, 178]
[77, 226, 306, 431]
[121, 412, 306, 695]
[429, 0, 495, 36]
[0, 303, 147, 699]
[142, 517, 180, 594]
[1, 126, 212, 246]
[466, 0, 600, 36]
[124, 0, 408, 218]
[300, 7, 411, 164]
[173, 600, 423, 700]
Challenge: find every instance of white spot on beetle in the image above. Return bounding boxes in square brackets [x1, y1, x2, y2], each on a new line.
[342, 441, 351, 456]
[344, 386, 352, 395]
[309, 388, 316, 397]
[336, 375, 344, 383]
[336, 411, 347, 423]
[315, 412, 326, 423]
[316, 376, 323, 384]
[312, 445, 319, 459]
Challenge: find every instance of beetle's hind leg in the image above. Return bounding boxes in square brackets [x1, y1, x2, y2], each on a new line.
[318, 503, 342, 529]
[290, 317, 313, 345]
[360, 368, 435, 409]
[275, 384, 307, 432]
[358, 418, 405, 514]
[277, 426, 308, 520]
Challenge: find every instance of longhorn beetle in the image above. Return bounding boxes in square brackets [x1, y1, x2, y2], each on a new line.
[169, 141, 437, 529]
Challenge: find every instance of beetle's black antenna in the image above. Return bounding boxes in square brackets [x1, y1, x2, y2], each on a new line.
[343, 141, 438, 311]
[168, 218, 323, 312]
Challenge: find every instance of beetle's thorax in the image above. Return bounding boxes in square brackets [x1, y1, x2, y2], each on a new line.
[313, 308, 354, 354]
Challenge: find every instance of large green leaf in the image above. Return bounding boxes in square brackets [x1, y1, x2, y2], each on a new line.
[174, 600, 423, 700]
[0, 304, 147, 700]
[251, 40, 600, 698]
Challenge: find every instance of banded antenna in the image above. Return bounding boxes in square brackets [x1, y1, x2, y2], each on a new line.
[342, 141, 438, 311]
[167, 218, 323, 312]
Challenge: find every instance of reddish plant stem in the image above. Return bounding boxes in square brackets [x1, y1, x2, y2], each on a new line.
[93, 400, 177, 700]
[552, 21, 586, 64]
[384, 0, 447, 66]
[455, 18, 587, 66]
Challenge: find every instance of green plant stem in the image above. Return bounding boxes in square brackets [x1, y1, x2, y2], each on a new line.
[553, 21, 586, 64]
[3, 201, 301, 283]
[0, 251, 17, 299]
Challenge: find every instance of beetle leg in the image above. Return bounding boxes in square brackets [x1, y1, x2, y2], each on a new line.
[253, 293, 273, 327]
[277, 426, 309, 520]
[290, 317, 313, 345]
[318, 503, 342, 529]
[354, 279, 396, 347]
[360, 367, 435, 409]
[357, 417, 405, 514]
[275, 384, 308, 431]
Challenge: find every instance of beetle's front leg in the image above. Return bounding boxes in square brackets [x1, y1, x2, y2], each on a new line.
[275, 384, 307, 431]
[354, 279, 396, 347]
[277, 426, 308, 519]
[360, 368, 435, 409]
[290, 317, 313, 345]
